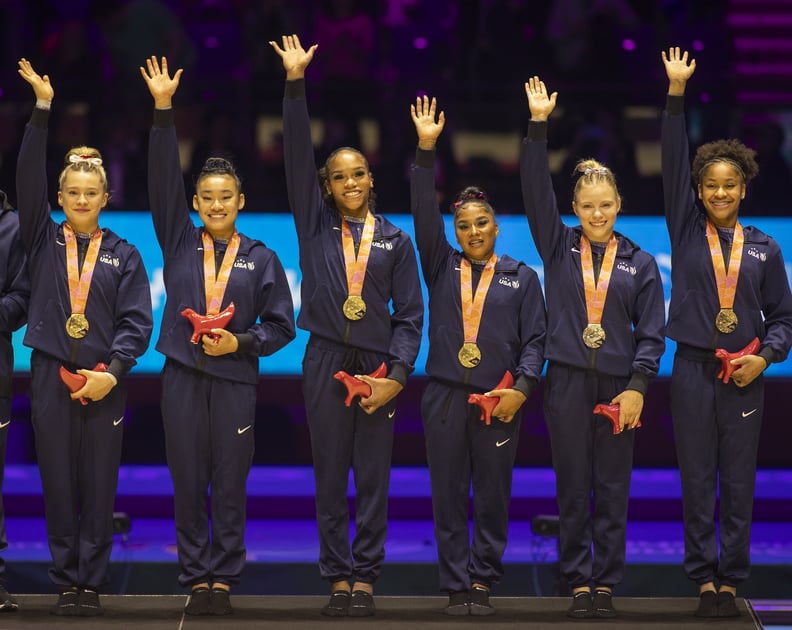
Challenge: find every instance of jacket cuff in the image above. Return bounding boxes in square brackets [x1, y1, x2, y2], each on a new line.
[758, 346, 775, 367]
[236, 332, 255, 354]
[107, 358, 130, 381]
[387, 362, 408, 387]
[527, 120, 548, 142]
[625, 371, 650, 396]
[285, 78, 306, 99]
[666, 94, 685, 116]
[30, 107, 50, 128]
[153, 108, 175, 128]
[513, 374, 538, 398]
[415, 147, 435, 168]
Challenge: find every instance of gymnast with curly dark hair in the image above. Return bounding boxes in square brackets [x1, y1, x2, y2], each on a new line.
[662, 47, 792, 618]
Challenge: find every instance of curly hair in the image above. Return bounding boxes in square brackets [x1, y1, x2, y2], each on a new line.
[450, 185, 496, 218]
[59, 146, 108, 193]
[195, 156, 243, 193]
[572, 158, 620, 202]
[691, 139, 758, 185]
[317, 147, 377, 212]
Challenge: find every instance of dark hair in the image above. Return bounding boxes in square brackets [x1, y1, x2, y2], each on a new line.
[572, 158, 620, 202]
[317, 146, 377, 212]
[451, 186, 495, 218]
[195, 157, 243, 192]
[691, 139, 758, 185]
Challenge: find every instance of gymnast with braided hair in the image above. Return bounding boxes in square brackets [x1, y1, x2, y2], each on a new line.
[409, 95, 546, 616]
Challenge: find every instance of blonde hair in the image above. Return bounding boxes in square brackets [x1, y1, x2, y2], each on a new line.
[573, 158, 620, 202]
[59, 146, 108, 192]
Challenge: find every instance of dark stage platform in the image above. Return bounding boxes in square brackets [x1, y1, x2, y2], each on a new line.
[0, 595, 767, 629]
[3, 465, 792, 609]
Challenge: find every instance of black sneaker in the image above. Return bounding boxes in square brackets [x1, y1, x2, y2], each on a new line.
[209, 588, 233, 615]
[321, 590, 351, 617]
[0, 585, 19, 612]
[347, 590, 375, 617]
[592, 589, 616, 618]
[566, 591, 593, 619]
[50, 588, 79, 616]
[78, 589, 104, 616]
[184, 587, 211, 615]
[717, 591, 740, 618]
[695, 590, 719, 618]
[444, 590, 469, 616]
[469, 585, 495, 616]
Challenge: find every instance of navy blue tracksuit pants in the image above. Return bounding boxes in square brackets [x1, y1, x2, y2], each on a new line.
[161, 359, 256, 587]
[671, 349, 764, 587]
[302, 337, 395, 585]
[544, 362, 635, 589]
[30, 350, 125, 589]
[422, 379, 521, 593]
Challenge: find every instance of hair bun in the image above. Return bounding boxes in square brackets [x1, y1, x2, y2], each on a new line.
[453, 186, 488, 208]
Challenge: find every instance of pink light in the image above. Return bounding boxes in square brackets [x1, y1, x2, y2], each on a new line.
[413, 37, 428, 50]
[692, 40, 704, 51]
[622, 38, 636, 51]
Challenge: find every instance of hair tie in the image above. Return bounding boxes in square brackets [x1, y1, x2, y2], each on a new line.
[583, 167, 608, 176]
[453, 190, 487, 207]
[69, 154, 103, 166]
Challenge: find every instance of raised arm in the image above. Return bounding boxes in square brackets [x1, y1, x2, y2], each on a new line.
[660, 47, 699, 245]
[141, 56, 192, 253]
[140, 55, 183, 109]
[269, 33, 317, 81]
[409, 95, 452, 283]
[17, 58, 54, 103]
[662, 46, 696, 97]
[525, 75, 557, 122]
[16, 58, 55, 253]
[520, 75, 565, 262]
[270, 34, 325, 237]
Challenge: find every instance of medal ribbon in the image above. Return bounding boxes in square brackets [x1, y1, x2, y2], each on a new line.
[705, 219, 744, 310]
[64, 223, 102, 316]
[580, 234, 617, 325]
[341, 212, 376, 298]
[460, 254, 498, 343]
[202, 230, 240, 314]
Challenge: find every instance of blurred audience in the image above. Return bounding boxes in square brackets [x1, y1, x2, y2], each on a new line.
[0, 0, 761, 215]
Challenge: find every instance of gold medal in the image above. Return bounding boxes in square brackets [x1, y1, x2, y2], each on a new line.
[715, 308, 738, 334]
[66, 313, 89, 339]
[458, 342, 482, 368]
[343, 295, 367, 321]
[582, 323, 606, 349]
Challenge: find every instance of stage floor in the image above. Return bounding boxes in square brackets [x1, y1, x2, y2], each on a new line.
[4, 465, 792, 606]
[0, 594, 771, 629]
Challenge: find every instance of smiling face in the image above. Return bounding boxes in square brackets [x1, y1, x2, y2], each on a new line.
[572, 182, 621, 242]
[193, 174, 244, 240]
[324, 150, 373, 217]
[698, 161, 745, 227]
[454, 202, 498, 261]
[57, 170, 108, 233]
